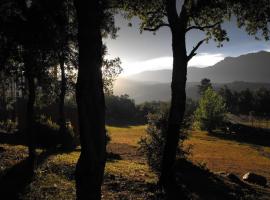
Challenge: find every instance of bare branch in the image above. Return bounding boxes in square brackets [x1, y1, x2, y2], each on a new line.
[186, 22, 221, 33]
[143, 23, 170, 32]
[187, 39, 206, 61]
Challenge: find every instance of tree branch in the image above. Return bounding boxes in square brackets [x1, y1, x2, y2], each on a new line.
[186, 22, 220, 33]
[143, 23, 170, 32]
[187, 39, 206, 61]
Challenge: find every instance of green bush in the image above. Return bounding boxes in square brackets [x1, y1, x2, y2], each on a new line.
[195, 87, 227, 132]
[139, 108, 191, 176]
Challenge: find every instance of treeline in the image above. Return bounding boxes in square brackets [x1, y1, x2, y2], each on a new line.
[219, 86, 270, 117]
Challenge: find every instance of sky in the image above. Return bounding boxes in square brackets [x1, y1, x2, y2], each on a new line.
[104, 15, 270, 76]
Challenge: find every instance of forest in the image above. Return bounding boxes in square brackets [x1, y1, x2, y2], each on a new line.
[0, 0, 270, 200]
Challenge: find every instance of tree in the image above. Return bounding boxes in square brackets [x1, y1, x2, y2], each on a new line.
[195, 87, 227, 133]
[102, 46, 122, 95]
[219, 85, 238, 114]
[198, 78, 212, 95]
[74, 1, 106, 199]
[254, 88, 270, 117]
[238, 89, 255, 115]
[0, 0, 60, 164]
[45, 0, 78, 149]
[121, 0, 270, 188]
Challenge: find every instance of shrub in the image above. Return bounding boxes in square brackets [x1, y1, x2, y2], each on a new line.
[34, 115, 78, 149]
[139, 108, 191, 176]
[60, 121, 78, 150]
[0, 119, 17, 133]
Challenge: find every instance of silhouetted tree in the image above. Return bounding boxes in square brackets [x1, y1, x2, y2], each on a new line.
[74, 1, 107, 199]
[121, 0, 270, 189]
[0, 0, 59, 164]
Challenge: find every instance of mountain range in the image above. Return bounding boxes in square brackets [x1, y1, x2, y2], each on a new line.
[114, 51, 270, 103]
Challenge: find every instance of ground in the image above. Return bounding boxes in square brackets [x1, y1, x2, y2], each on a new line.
[0, 125, 269, 199]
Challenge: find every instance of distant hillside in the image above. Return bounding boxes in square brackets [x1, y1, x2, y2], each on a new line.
[114, 78, 270, 103]
[127, 51, 270, 83]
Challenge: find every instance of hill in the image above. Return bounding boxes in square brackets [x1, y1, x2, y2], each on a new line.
[114, 78, 270, 103]
[127, 51, 270, 83]
[115, 51, 270, 103]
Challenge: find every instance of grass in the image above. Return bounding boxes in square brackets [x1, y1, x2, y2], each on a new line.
[0, 125, 270, 199]
[107, 125, 146, 146]
[184, 130, 270, 180]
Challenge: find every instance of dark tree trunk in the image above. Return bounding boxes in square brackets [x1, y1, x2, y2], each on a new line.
[74, 1, 106, 199]
[26, 73, 36, 166]
[59, 58, 67, 145]
[160, 28, 187, 186]
[160, 0, 188, 188]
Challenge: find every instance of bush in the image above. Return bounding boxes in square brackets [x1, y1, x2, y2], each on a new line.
[34, 115, 78, 149]
[60, 121, 78, 150]
[0, 119, 17, 133]
[139, 108, 191, 176]
[195, 87, 227, 132]
[34, 115, 60, 148]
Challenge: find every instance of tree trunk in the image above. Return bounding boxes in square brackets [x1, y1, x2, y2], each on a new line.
[26, 73, 36, 166]
[74, 1, 106, 199]
[160, 26, 188, 187]
[59, 58, 67, 146]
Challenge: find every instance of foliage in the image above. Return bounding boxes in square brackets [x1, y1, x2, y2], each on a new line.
[139, 107, 192, 176]
[219, 87, 270, 117]
[102, 46, 122, 94]
[218, 85, 238, 114]
[195, 87, 227, 132]
[105, 94, 139, 124]
[121, 0, 270, 43]
[137, 101, 170, 118]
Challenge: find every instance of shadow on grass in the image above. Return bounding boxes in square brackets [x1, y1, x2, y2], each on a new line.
[209, 129, 270, 147]
[107, 152, 122, 162]
[0, 130, 27, 146]
[164, 159, 256, 200]
[0, 148, 60, 199]
[106, 121, 145, 128]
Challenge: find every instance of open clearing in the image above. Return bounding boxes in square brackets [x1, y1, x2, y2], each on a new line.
[0, 125, 269, 199]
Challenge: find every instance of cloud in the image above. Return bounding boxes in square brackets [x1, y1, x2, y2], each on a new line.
[121, 57, 173, 76]
[188, 53, 225, 67]
[121, 53, 225, 76]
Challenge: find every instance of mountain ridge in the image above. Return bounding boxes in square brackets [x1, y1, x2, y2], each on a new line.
[126, 51, 270, 83]
[114, 51, 270, 103]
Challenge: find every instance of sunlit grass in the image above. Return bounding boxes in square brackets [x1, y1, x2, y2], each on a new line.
[107, 125, 146, 146]
[105, 160, 156, 183]
[185, 131, 270, 180]
[1, 125, 270, 199]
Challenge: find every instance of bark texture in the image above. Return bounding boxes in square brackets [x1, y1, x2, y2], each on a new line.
[74, 0, 106, 199]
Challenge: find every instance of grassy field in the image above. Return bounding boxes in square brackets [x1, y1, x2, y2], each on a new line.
[185, 131, 270, 180]
[0, 125, 269, 199]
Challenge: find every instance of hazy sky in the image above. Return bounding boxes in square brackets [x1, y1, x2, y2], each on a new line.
[104, 15, 270, 76]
